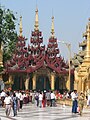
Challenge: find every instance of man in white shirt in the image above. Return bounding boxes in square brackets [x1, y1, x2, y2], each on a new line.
[39, 92, 43, 108]
[4, 91, 12, 117]
[71, 90, 78, 113]
[50, 91, 55, 107]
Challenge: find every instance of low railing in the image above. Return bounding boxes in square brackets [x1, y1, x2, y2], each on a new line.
[57, 99, 87, 107]
[57, 99, 72, 106]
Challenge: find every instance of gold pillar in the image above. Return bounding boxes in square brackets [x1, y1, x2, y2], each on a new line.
[9, 75, 12, 82]
[25, 77, 29, 90]
[67, 44, 71, 91]
[82, 81, 84, 92]
[74, 81, 78, 90]
[51, 73, 55, 90]
[84, 19, 90, 60]
[8, 75, 13, 88]
[0, 74, 3, 81]
[66, 75, 70, 91]
[78, 77, 82, 93]
[32, 74, 36, 90]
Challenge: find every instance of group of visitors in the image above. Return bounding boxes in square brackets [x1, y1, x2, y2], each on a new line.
[0, 90, 24, 117]
[34, 90, 56, 108]
[0, 89, 57, 117]
[55, 90, 86, 116]
[0, 89, 90, 117]
[71, 90, 85, 116]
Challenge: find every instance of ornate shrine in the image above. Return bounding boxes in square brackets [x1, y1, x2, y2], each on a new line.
[5, 8, 71, 91]
[74, 19, 90, 94]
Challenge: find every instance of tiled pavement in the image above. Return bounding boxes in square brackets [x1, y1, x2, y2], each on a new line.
[0, 103, 90, 120]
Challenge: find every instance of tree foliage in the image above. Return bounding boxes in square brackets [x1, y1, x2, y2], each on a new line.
[0, 6, 18, 63]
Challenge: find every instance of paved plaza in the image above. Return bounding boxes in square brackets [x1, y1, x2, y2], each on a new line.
[0, 104, 90, 120]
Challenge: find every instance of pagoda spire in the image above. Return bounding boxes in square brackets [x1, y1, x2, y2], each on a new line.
[34, 7, 39, 31]
[84, 18, 90, 60]
[19, 16, 23, 37]
[51, 16, 55, 38]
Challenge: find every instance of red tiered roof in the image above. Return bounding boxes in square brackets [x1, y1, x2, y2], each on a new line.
[5, 36, 28, 73]
[45, 37, 68, 74]
[5, 10, 69, 75]
[5, 31, 68, 74]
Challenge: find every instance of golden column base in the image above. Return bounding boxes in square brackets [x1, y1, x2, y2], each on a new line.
[25, 78, 29, 90]
[32, 74, 36, 90]
[51, 73, 55, 90]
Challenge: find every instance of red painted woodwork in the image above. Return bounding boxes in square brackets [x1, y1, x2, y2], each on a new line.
[5, 28, 69, 75]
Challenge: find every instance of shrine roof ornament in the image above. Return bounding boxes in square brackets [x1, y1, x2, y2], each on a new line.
[19, 16, 23, 37]
[84, 18, 90, 60]
[34, 7, 39, 31]
[51, 16, 55, 38]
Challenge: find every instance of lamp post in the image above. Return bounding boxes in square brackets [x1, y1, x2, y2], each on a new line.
[58, 40, 71, 91]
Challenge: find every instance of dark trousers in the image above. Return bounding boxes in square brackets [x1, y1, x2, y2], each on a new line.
[50, 99, 55, 107]
[20, 100, 23, 109]
[1, 97, 5, 107]
[13, 106, 17, 116]
[72, 100, 78, 113]
[36, 99, 39, 107]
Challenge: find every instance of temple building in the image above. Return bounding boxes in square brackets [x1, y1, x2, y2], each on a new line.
[4, 8, 72, 92]
[73, 19, 90, 94]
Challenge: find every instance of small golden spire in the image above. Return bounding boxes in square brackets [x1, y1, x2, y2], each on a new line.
[84, 18, 90, 59]
[51, 16, 55, 38]
[34, 7, 39, 31]
[19, 16, 23, 37]
[87, 18, 90, 32]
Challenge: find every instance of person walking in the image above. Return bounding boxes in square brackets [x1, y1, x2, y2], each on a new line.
[42, 92, 46, 107]
[39, 91, 43, 108]
[87, 92, 90, 107]
[1, 90, 6, 107]
[12, 92, 18, 117]
[46, 90, 51, 106]
[16, 90, 20, 111]
[50, 91, 56, 107]
[35, 91, 39, 107]
[78, 92, 85, 116]
[71, 90, 78, 114]
[20, 91, 24, 110]
[4, 91, 12, 117]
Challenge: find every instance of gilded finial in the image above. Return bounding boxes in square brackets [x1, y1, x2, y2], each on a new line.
[84, 18, 90, 59]
[51, 16, 55, 38]
[86, 18, 90, 33]
[19, 16, 23, 37]
[83, 18, 90, 37]
[34, 7, 39, 31]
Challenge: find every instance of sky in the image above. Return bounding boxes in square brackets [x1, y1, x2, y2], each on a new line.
[0, 0, 90, 60]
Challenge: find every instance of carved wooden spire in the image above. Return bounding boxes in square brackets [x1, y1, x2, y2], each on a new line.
[51, 16, 55, 38]
[19, 16, 23, 37]
[34, 7, 39, 31]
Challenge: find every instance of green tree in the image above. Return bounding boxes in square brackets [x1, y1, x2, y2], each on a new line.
[0, 6, 18, 63]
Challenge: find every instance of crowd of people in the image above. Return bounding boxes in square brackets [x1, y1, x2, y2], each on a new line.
[0, 90, 25, 117]
[0, 89, 90, 117]
[0, 89, 57, 117]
